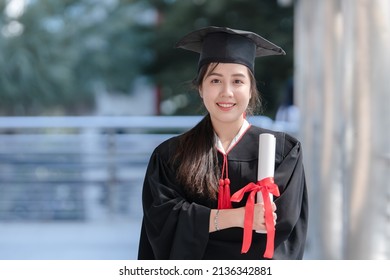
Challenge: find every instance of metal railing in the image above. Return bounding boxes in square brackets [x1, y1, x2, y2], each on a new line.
[0, 116, 297, 221]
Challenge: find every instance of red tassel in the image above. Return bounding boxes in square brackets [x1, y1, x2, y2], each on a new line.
[223, 178, 232, 208]
[218, 178, 232, 209]
[218, 179, 224, 209]
[217, 153, 232, 209]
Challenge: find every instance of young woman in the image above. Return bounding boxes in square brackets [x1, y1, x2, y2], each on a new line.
[138, 26, 308, 260]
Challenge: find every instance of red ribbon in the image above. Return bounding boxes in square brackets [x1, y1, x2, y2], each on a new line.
[230, 177, 280, 258]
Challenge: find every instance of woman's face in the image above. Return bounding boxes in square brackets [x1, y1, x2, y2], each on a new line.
[200, 63, 251, 127]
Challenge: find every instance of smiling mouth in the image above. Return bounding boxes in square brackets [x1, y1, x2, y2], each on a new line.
[217, 103, 236, 108]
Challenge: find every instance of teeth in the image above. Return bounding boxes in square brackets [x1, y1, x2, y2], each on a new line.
[218, 103, 234, 108]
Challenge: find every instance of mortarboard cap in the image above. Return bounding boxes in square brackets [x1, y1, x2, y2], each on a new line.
[175, 26, 286, 73]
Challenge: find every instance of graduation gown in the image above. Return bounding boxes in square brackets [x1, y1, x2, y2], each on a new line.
[137, 125, 308, 260]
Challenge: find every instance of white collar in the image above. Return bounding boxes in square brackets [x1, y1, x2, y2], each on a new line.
[215, 119, 250, 154]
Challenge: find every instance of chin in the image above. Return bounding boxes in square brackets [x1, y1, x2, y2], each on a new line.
[213, 114, 244, 124]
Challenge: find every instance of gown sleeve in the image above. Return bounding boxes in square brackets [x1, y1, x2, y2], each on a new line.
[137, 139, 211, 259]
[273, 132, 309, 259]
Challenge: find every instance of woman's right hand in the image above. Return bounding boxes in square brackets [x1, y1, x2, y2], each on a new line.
[209, 203, 277, 232]
[252, 202, 277, 231]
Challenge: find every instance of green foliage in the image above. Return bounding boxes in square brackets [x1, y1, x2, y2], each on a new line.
[0, 0, 149, 115]
[0, 0, 293, 117]
[142, 0, 293, 117]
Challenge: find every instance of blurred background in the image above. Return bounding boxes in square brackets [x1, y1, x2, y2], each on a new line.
[0, 0, 389, 260]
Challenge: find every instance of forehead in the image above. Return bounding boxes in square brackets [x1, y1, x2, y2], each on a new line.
[205, 63, 250, 77]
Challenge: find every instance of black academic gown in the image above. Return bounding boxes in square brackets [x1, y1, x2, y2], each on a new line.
[137, 125, 308, 260]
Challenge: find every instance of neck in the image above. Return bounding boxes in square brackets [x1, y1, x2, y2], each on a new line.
[212, 116, 244, 150]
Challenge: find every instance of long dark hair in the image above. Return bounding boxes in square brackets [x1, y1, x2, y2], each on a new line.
[173, 63, 261, 199]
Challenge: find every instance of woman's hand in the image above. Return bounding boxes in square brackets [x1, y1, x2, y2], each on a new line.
[209, 202, 277, 232]
[252, 202, 277, 231]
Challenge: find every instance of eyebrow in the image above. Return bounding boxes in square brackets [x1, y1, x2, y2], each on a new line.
[206, 72, 248, 78]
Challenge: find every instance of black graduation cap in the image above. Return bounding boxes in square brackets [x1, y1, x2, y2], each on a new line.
[175, 26, 286, 73]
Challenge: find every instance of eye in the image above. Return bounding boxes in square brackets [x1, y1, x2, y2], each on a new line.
[233, 79, 244, 84]
[211, 79, 221, 84]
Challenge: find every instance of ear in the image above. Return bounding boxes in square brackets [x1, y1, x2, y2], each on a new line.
[199, 88, 203, 98]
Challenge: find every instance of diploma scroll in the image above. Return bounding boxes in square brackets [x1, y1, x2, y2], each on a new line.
[256, 133, 276, 234]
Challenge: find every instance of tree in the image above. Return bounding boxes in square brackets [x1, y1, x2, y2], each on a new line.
[0, 0, 293, 116]
[142, 0, 294, 117]
[0, 0, 150, 115]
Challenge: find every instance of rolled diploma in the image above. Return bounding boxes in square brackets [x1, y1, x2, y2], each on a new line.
[256, 133, 276, 233]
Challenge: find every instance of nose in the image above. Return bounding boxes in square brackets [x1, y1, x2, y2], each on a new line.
[220, 83, 233, 98]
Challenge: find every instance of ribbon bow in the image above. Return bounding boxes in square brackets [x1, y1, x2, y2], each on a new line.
[230, 177, 280, 258]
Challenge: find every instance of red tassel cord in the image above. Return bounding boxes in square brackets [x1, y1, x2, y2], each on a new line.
[217, 153, 232, 209]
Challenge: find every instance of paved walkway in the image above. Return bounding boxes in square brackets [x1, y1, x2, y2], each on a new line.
[0, 218, 141, 260]
[0, 218, 314, 260]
